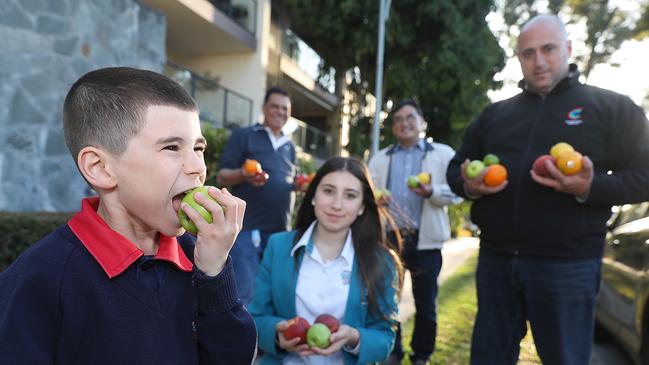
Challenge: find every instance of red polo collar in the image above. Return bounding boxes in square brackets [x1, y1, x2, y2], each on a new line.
[68, 197, 193, 278]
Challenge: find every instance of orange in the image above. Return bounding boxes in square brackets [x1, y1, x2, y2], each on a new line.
[243, 159, 262, 174]
[556, 150, 583, 175]
[483, 164, 508, 187]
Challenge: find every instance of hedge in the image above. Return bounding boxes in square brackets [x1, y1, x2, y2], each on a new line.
[0, 211, 72, 271]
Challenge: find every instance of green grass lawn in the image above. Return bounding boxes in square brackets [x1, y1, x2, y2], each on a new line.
[399, 253, 541, 364]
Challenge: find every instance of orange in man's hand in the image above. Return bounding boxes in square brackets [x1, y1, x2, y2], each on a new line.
[556, 150, 583, 175]
[243, 159, 262, 174]
[483, 164, 508, 187]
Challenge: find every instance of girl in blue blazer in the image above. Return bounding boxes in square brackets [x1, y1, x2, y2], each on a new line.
[249, 157, 404, 365]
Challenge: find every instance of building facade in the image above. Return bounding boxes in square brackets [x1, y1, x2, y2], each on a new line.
[0, 0, 348, 212]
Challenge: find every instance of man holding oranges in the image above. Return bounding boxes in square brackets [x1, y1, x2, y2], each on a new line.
[446, 15, 649, 364]
[369, 99, 462, 365]
[217, 86, 296, 304]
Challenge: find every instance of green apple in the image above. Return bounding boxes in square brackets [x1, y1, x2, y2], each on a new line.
[306, 323, 331, 348]
[407, 176, 420, 189]
[483, 153, 500, 166]
[178, 186, 219, 235]
[465, 160, 485, 179]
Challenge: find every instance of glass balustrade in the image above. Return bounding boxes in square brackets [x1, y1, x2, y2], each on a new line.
[207, 0, 257, 34]
[282, 29, 336, 94]
[283, 118, 333, 160]
[164, 63, 253, 128]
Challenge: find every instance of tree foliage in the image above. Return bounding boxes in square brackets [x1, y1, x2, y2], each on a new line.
[286, 0, 505, 155]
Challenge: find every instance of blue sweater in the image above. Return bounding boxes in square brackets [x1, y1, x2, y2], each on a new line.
[0, 224, 257, 364]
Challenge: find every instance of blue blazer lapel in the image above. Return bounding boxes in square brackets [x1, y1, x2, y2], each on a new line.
[343, 258, 367, 328]
[285, 249, 304, 317]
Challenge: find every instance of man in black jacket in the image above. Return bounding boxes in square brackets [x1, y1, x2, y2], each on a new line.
[446, 14, 649, 364]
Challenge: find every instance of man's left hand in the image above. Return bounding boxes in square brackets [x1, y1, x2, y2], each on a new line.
[530, 155, 594, 197]
[410, 183, 432, 197]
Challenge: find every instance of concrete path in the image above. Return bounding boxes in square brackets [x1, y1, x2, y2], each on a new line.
[397, 237, 632, 364]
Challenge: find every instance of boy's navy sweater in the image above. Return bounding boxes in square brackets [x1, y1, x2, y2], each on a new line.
[0, 198, 257, 364]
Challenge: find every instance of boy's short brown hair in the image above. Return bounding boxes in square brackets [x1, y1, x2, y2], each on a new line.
[63, 67, 198, 164]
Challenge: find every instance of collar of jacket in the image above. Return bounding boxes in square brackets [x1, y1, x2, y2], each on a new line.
[518, 63, 581, 97]
[386, 138, 434, 155]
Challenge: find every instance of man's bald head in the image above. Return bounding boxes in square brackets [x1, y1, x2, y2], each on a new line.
[516, 14, 572, 96]
[518, 15, 567, 47]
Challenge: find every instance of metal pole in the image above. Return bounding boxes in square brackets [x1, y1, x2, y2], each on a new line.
[371, 0, 389, 157]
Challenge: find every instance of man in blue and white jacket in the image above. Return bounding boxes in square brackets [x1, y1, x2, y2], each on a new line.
[369, 99, 462, 365]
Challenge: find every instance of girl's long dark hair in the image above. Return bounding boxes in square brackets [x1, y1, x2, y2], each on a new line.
[293, 157, 404, 319]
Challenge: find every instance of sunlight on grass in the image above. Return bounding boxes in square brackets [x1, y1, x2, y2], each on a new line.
[400, 253, 541, 364]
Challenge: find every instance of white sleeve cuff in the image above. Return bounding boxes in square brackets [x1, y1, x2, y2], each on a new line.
[342, 339, 361, 355]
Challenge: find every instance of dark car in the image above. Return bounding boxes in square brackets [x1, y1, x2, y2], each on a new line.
[596, 202, 649, 364]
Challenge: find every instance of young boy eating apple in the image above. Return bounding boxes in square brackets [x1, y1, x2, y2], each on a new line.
[0, 67, 257, 364]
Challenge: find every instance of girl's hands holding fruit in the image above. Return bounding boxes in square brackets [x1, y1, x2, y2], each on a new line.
[309, 324, 360, 356]
[275, 320, 311, 354]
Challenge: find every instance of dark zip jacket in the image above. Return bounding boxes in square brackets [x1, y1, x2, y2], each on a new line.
[446, 65, 649, 259]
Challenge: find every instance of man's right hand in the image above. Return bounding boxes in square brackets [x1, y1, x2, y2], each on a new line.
[460, 159, 508, 198]
[241, 168, 269, 187]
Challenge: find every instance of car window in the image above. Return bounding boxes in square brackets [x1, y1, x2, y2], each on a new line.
[615, 202, 649, 227]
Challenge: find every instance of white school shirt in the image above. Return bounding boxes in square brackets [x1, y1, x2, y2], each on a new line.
[283, 221, 357, 365]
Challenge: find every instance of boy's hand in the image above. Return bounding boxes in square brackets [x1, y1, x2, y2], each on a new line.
[184, 187, 245, 276]
[275, 320, 311, 353]
[309, 325, 360, 356]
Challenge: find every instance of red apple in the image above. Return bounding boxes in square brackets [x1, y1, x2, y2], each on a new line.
[533, 154, 557, 178]
[295, 174, 308, 186]
[284, 316, 310, 344]
[314, 314, 339, 333]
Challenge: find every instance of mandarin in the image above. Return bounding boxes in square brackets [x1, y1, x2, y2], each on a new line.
[483, 164, 508, 187]
[556, 150, 583, 175]
[243, 159, 262, 174]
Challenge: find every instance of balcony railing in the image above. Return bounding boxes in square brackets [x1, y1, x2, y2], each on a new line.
[165, 63, 253, 128]
[282, 29, 336, 94]
[208, 0, 257, 34]
[283, 117, 333, 160]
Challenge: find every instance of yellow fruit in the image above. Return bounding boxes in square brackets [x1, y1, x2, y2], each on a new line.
[417, 172, 431, 185]
[556, 150, 583, 175]
[550, 142, 574, 158]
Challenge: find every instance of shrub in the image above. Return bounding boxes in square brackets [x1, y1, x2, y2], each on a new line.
[448, 200, 473, 237]
[0, 211, 72, 271]
[202, 123, 231, 186]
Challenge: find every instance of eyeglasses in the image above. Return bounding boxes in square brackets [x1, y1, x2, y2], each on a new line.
[393, 114, 418, 124]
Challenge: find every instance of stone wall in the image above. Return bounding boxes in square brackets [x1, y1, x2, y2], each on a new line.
[0, 0, 166, 212]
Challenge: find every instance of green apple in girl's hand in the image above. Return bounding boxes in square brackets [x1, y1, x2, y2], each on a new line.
[178, 186, 218, 235]
[306, 323, 331, 348]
